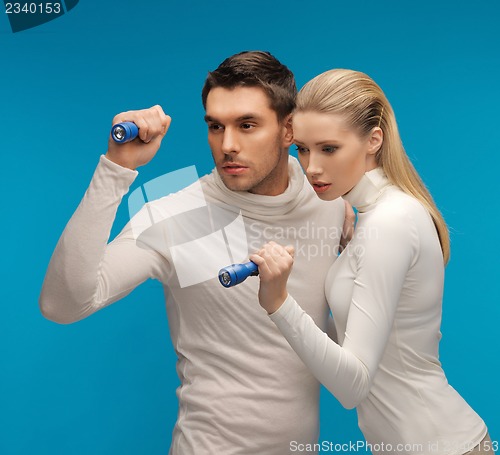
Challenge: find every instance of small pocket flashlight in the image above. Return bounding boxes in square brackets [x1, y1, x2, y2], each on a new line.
[218, 261, 259, 288]
[111, 122, 139, 143]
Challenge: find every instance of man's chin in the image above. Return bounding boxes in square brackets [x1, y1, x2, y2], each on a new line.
[219, 173, 253, 192]
[217, 169, 252, 191]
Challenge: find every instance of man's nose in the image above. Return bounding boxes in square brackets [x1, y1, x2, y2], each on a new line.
[221, 128, 240, 154]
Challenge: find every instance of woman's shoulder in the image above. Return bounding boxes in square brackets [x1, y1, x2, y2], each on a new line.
[368, 186, 428, 229]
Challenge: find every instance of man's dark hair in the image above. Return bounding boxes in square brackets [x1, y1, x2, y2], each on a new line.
[201, 51, 297, 121]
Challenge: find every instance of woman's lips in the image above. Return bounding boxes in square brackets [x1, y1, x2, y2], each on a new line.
[222, 164, 249, 175]
[312, 182, 331, 193]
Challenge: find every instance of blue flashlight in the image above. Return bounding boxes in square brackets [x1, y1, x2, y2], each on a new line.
[111, 122, 139, 143]
[218, 261, 259, 288]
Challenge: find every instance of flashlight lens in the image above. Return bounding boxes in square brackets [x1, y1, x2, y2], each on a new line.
[220, 272, 231, 286]
[113, 126, 125, 141]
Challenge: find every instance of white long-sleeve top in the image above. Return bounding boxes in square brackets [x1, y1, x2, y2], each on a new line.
[40, 155, 345, 455]
[270, 167, 487, 455]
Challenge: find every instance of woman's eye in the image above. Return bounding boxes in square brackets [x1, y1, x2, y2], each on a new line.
[323, 146, 338, 153]
[295, 145, 308, 154]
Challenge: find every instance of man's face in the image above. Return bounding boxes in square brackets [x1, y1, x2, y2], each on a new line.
[205, 86, 291, 196]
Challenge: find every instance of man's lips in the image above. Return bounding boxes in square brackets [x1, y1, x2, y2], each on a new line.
[222, 163, 249, 175]
[311, 181, 332, 193]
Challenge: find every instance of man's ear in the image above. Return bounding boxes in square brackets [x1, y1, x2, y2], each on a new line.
[282, 114, 294, 147]
[367, 127, 383, 155]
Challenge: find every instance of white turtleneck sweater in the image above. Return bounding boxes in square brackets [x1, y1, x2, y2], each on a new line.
[39, 155, 345, 455]
[270, 167, 487, 455]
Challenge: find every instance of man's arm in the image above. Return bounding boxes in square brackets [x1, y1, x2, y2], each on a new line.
[39, 106, 171, 323]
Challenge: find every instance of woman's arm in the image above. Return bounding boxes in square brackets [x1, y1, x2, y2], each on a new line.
[252, 206, 417, 409]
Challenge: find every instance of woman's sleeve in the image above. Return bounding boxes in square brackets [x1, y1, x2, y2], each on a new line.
[269, 206, 417, 409]
[39, 155, 170, 324]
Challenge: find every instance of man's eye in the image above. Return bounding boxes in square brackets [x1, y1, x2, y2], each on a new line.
[241, 123, 256, 130]
[209, 124, 223, 131]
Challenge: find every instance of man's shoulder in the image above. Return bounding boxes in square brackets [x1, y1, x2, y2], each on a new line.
[145, 170, 215, 209]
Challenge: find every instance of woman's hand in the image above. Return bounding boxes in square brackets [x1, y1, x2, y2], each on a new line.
[249, 241, 295, 314]
[340, 199, 356, 253]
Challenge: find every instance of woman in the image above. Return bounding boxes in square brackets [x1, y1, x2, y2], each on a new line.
[250, 69, 494, 454]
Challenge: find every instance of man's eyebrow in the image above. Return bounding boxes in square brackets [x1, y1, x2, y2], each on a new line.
[236, 114, 262, 121]
[203, 114, 263, 123]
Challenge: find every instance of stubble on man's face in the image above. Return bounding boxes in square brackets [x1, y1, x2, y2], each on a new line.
[219, 134, 286, 194]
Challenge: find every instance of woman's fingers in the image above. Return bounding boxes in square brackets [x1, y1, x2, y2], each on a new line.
[251, 242, 295, 280]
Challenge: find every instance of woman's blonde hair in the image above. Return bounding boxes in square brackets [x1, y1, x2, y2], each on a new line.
[296, 69, 450, 264]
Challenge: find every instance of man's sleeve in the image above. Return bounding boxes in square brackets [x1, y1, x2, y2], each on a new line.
[39, 155, 170, 324]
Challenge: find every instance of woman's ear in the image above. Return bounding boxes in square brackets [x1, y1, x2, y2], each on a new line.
[282, 114, 294, 147]
[367, 127, 383, 155]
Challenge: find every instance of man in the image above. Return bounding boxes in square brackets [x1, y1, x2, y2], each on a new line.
[40, 51, 346, 454]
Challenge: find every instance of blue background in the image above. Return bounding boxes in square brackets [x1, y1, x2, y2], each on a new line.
[1, 1, 499, 453]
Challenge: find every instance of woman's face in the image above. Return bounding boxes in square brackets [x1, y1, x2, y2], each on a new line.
[292, 111, 381, 201]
